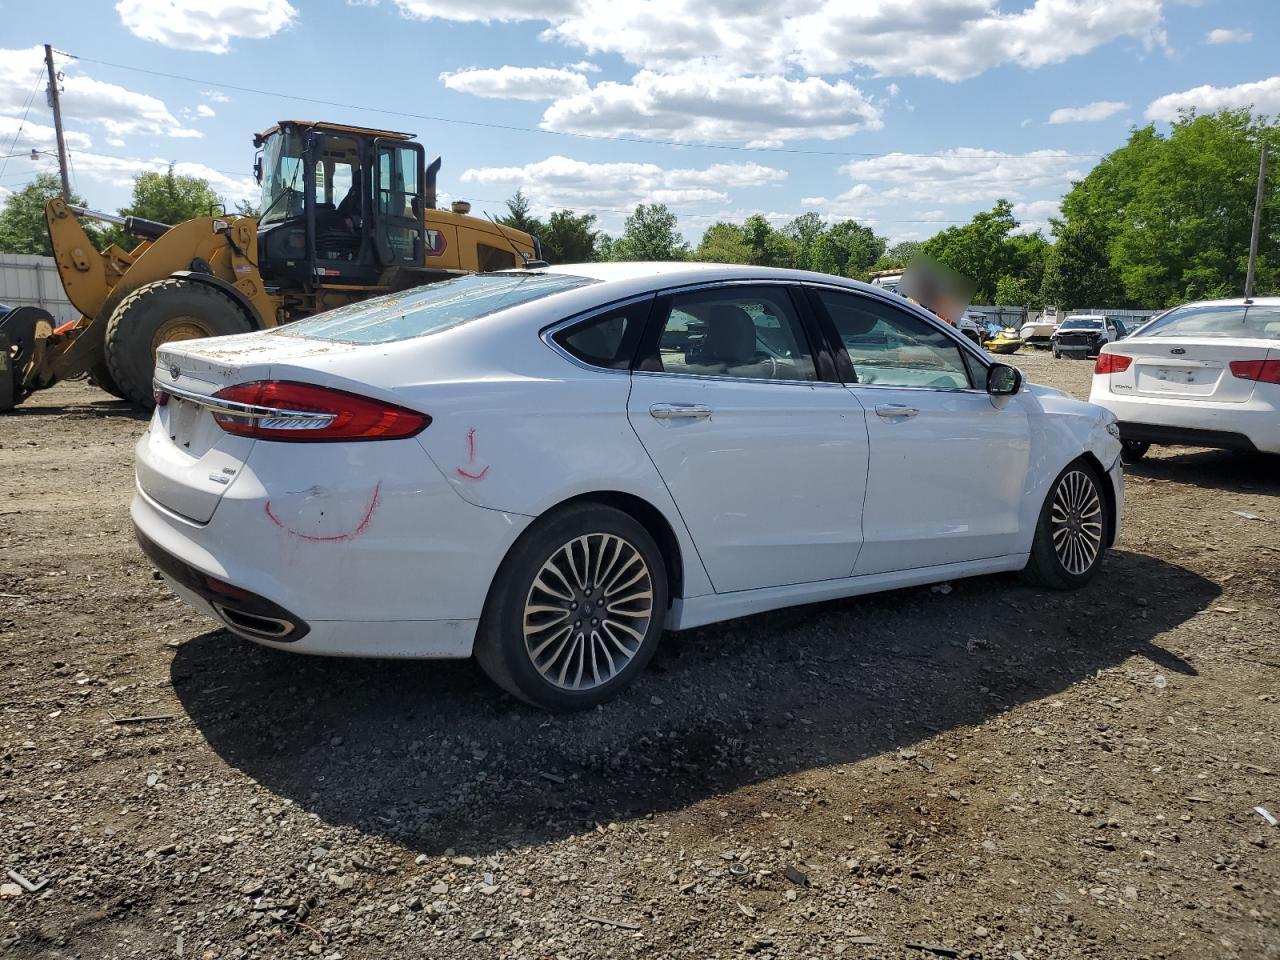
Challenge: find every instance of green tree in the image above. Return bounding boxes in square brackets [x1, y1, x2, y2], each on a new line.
[693, 222, 754, 264]
[539, 209, 598, 263]
[497, 188, 545, 237]
[607, 204, 688, 261]
[1040, 218, 1124, 309]
[740, 214, 798, 267]
[0, 174, 88, 256]
[782, 212, 826, 269]
[101, 166, 224, 251]
[994, 275, 1033, 306]
[872, 240, 922, 272]
[920, 200, 1023, 301]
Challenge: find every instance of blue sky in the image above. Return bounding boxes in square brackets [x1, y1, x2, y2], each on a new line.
[1, 0, 1277, 243]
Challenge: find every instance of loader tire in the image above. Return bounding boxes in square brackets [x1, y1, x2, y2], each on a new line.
[104, 279, 252, 409]
[88, 359, 127, 400]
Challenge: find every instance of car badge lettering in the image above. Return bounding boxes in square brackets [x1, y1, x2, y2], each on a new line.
[1170, 348, 1186, 355]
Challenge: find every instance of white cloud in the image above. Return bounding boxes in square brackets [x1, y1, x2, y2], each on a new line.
[832, 149, 1087, 210]
[440, 66, 590, 101]
[1011, 198, 1062, 234]
[460, 155, 785, 218]
[72, 152, 258, 205]
[542, 70, 882, 146]
[201, 90, 231, 103]
[116, 0, 297, 54]
[915, 209, 946, 220]
[1145, 76, 1280, 121]
[0, 116, 93, 154]
[1047, 100, 1129, 124]
[1206, 28, 1251, 44]
[396, 0, 1166, 83]
[195, 104, 216, 118]
[0, 46, 200, 140]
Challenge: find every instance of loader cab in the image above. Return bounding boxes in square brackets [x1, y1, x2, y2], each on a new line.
[253, 121, 427, 290]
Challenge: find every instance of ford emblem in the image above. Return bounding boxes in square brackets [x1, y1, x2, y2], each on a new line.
[1170, 348, 1186, 355]
[169, 364, 181, 379]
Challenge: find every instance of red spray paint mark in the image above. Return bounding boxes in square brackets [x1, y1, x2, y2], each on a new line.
[264, 482, 382, 543]
[456, 427, 490, 480]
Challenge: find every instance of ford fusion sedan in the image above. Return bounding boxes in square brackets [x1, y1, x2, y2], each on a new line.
[133, 263, 1124, 710]
[1090, 298, 1280, 462]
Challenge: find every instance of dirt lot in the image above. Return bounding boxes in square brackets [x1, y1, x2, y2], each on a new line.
[1, 350, 1278, 960]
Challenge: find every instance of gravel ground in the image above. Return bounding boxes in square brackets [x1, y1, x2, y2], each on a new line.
[1, 349, 1278, 960]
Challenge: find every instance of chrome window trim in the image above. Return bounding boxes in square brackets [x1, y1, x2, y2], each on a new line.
[155, 381, 334, 422]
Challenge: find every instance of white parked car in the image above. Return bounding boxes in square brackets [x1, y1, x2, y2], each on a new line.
[1090, 298, 1280, 462]
[1052, 314, 1126, 358]
[133, 264, 1124, 710]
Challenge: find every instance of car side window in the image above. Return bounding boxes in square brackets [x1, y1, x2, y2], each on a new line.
[814, 289, 973, 389]
[647, 287, 817, 382]
[552, 299, 650, 370]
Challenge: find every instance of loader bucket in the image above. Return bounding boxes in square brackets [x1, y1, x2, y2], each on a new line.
[0, 304, 57, 412]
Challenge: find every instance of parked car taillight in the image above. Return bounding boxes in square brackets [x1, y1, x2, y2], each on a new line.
[1229, 359, 1280, 384]
[210, 381, 430, 442]
[1094, 353, 1133, 374]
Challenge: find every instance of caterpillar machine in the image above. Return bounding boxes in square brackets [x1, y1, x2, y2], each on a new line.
[0, 121, 540, 411]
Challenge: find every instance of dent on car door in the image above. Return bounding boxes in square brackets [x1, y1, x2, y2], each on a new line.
[807, 287, 1031, 576]
[626, 283, 869, 593]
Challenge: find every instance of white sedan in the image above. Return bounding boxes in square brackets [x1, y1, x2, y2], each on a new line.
[133, 263, 1124, 710]
[1090, 298, 1280, 462]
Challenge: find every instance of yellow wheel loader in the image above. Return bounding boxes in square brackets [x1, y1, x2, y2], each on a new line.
[0, 121, 539, 411]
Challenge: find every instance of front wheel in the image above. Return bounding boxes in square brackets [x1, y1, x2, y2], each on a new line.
[474, 503, 668, 711]
[1120, 439, 1150, 464]
[1021, 460, 1108, 589]
[1052, 344, 1061, 358]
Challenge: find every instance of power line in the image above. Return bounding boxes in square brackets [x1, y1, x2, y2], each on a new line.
[68, 52, 1107, 163]
[0, 68, 46, 184]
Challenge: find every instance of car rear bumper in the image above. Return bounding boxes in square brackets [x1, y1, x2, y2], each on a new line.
[131, 436, 534, 658]
[1089, 386, 1280, 454]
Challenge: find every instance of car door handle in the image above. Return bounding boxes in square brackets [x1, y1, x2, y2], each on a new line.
[875, 404, 919, 419]
[650, 403, 712, 420]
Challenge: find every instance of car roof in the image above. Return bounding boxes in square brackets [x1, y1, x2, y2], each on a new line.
[1166, 297, 1280, 307]
[534, 261, 878, 296]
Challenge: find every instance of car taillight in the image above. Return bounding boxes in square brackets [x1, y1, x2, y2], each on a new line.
[210, 381, 430, 442]
[154, 386, 170, 406]
[1094, 353, 1132, 374]
[1229, 359, 1280, 384]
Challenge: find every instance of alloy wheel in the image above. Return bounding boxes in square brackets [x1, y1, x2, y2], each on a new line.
[522, 533, 655, 691]
[1050, 469, 1104, 576]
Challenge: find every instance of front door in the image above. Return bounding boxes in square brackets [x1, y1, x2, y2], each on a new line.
[627, 283, 869, 594]
[807, 286, 1030, 576]
[372, 138, 426, 268]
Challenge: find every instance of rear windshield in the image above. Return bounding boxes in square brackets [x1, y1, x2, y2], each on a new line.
[1135, 303, 1280, 340]
[279, 272, 597, 344]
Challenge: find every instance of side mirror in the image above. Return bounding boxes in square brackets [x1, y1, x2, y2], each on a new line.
[987, 363, 1023, 396]
[253, 154, 263, 184]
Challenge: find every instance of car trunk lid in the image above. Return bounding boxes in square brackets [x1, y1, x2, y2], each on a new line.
[136, 333, 360, 523]
[1106, 338, 1271, 403]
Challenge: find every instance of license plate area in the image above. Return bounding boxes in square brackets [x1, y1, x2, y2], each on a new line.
[1135, 362, 1221, 396]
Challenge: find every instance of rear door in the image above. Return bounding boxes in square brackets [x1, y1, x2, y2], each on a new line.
[626, 283, 869, 593]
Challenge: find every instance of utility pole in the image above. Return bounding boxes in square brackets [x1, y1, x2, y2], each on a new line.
[43, 43, 72, 200]
[1244, 142, 1268, 301]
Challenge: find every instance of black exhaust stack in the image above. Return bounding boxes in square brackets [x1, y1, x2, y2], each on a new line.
[425, 156, 441, 210]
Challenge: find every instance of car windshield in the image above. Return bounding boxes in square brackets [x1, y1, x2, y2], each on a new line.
[279, 273, 597, 344]
[1134, 303, 1280, 340]
[1060, 318, 1102, 329]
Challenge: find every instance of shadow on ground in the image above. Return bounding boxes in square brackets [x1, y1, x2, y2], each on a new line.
[8, 397, 147, 420]
[1128, 448, 1280, 495]
[173, 549, 1210, 857]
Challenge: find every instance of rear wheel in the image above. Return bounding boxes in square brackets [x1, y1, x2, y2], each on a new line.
[1021, 460, 1108, 589]
[104, 279, 252, 408]
[1120, 439, 1150, 464]
[475, 503, 668, 711]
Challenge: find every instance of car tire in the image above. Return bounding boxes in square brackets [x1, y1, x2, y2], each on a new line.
[1120, 440, 1150, 464]
[1021, 459, 1109, 590]
[1052, 345, 1061, 358]
[474, 502, 668, 711]
[104, 279, 253, 408]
